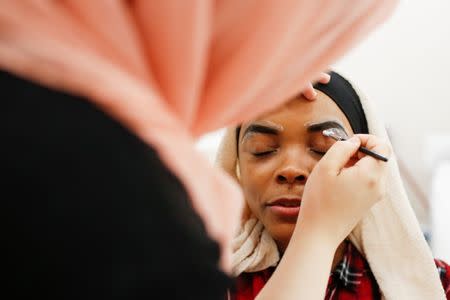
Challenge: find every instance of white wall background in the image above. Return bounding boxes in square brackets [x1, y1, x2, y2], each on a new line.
[196, 0, 450, 256]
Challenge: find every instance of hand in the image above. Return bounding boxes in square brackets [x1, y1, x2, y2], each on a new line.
[301, 72, 331, 100]
[296, 134, 391, 247]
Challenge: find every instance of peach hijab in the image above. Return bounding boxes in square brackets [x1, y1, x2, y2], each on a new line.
[0, 0, 397, 271]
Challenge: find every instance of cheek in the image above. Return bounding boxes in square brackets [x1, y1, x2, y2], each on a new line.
[239, 162, 274, 206]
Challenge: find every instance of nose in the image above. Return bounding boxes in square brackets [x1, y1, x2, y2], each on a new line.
[276, 166, 308, 185]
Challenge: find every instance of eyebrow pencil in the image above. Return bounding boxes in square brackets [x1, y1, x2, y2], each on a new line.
[322, 128, 388, 162]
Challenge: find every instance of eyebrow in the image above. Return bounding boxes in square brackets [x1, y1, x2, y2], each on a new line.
[307, 120, 347, 134]
[241, 123, 281, 141]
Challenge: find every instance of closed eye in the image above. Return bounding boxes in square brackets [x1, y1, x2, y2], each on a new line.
[310, 149, 326, 156]
[252, 150, 276, 157]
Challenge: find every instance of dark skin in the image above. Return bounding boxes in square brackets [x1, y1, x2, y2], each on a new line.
[237, 91, 355, 269]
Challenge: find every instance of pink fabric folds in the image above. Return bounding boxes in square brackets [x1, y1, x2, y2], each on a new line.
[0, 0, 397, 271]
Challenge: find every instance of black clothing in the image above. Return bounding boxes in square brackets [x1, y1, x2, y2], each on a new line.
[1, 71, 231, 299]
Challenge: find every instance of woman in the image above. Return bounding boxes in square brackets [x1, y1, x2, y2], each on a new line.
[216, 71, 450, 299]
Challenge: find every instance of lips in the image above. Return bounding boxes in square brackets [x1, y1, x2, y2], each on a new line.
[266, 197, 301, 218]
[267, 198, 301, 207]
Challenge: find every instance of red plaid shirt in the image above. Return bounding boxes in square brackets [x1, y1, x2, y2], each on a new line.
[230, 241, 450, 299]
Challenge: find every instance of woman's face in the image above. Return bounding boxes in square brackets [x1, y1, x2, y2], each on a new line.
[238, 91, 354, 251]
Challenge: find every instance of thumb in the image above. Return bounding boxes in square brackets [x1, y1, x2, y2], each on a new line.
[319, 137, 361, 174]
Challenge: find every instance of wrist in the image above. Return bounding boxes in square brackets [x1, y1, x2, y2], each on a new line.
[290, 220, 340, 254]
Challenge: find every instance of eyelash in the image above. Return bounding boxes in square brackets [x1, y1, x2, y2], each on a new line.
[253, 149, 326, 158]
[252, 150, 276, 157]
[310, 149, 326, 156]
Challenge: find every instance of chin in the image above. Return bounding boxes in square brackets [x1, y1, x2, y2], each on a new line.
[265, 222, 296, 250]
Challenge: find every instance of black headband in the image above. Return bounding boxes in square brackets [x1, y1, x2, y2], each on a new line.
[313, 71, 368, 134]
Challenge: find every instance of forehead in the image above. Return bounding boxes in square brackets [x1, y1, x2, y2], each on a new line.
[241, 91, 354, 134]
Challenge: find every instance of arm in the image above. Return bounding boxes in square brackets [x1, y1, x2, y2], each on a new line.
[256, 231, 336, 300]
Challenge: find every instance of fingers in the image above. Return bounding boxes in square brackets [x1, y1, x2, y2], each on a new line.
[302, 71, 331, 100]
[317, 137, 361, 174]
[352, 134, 391, 164]
[343, 135, 391, 183]
[302, 82, 317, 100]
[354, 134, 390, 153]
[317, 72, 331, 84]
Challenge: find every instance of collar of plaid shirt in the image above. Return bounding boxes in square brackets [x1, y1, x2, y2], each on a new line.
[231, 241, 450, 300]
